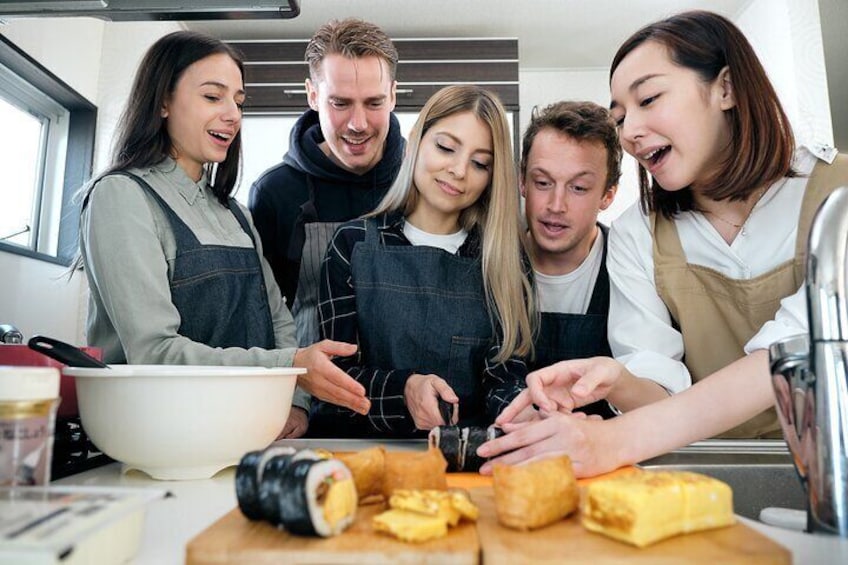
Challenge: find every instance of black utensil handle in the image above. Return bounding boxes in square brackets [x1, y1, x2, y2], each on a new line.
[27, 335, 109, 368]
[438, 397, 457, 426]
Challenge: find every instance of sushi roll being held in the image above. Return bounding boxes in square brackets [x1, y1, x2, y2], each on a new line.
[278, 458, 358, 537]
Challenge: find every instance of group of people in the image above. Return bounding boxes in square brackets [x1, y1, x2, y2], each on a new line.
[77, 11, 847, 477]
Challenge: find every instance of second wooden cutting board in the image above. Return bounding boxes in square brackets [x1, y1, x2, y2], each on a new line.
[469, 487, 790, 564]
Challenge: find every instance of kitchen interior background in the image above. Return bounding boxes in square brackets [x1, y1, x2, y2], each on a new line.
[0, 0, 840, 348]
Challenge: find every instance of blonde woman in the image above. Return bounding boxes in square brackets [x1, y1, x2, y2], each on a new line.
[313, 85, 535, 437]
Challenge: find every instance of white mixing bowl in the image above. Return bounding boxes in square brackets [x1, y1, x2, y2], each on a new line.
[64, 365, 303, 480]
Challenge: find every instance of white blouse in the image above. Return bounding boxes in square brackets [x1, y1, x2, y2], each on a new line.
[607, 149, 818, 393]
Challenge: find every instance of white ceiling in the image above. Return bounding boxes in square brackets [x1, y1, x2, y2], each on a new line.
[186, 0, 752, 69]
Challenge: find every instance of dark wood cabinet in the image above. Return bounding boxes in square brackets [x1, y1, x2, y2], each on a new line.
[228, 38, 519, 113]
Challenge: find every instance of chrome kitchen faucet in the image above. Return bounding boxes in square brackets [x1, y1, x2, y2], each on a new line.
[770, 185, 848, 536]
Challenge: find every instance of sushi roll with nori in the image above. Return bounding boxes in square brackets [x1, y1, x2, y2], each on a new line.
[487, 425, 505, 441]
[257, 449, 321, 525]
[278, 458, 358, 537]
[236, 446, 296, 520]
[461, 427, 489, 472]
[429, 425, 463, 471]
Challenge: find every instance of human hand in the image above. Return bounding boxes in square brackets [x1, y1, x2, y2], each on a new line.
[496, 357, 626, 425]
[404, 374, 459, 430]
[506, 402, 542, 424]
[476, 412, 616, 478]
[277, 407, 308, 439]
[293, 340, 370, 415]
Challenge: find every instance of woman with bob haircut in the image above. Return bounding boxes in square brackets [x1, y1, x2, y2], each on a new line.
[78, 31, 370, 417]
[478, 10, 847, 475]
[313, 84, 536, 437]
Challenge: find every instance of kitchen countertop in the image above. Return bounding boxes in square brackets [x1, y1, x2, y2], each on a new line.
[54, 442, 848, 565]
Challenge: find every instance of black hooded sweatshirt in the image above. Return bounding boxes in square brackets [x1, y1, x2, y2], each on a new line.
[248, 109, 405, 306]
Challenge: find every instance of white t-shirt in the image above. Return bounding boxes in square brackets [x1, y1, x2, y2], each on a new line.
[607, 148, 819, 394]
[535, 229, 604, 315]
[403, 220, 468, 254]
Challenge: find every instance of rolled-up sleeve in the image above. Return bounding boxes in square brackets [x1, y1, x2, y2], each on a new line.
[745, 285, 808, 353]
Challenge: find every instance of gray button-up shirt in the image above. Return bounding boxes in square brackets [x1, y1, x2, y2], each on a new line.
[80, 158, 298, 369]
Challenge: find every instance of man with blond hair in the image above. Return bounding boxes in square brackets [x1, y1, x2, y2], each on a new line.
[249, 19, 405, 436]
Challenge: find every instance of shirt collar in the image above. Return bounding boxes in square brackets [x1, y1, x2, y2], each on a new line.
[148, 157, 209, 206]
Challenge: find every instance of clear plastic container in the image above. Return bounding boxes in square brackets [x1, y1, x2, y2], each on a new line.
[0, 366, 60, 486]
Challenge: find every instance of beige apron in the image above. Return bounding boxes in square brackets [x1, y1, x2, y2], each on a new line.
[653, 155, 848, 438]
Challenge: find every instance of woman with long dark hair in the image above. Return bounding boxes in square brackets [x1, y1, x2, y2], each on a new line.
[78, 31, 370, 418]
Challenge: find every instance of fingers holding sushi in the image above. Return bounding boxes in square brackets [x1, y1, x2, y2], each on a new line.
[428, 425, 504, 472]
[477, 412, 618, 477]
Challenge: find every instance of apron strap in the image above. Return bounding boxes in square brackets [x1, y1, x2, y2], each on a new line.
[227, 199, 259, 247]
[286, 175, 319, 261]
[364, 216, 381, 245]
[585, 223, 611, 316]
[110, 171, 202, 247]
[792, 153, 848, 286]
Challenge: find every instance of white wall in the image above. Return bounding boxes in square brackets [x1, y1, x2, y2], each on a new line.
[736, 0, 832, 147]
[519, 67, 640, 225]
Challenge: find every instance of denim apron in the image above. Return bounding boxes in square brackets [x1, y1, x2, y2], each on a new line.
[531, 225, 616, 419]
[286, 177, 344, 347]
[352, 219, 493, 428]
[114, 172, 276, 350]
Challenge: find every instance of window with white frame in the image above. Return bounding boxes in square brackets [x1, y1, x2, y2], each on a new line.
[0, 34, 96, 266]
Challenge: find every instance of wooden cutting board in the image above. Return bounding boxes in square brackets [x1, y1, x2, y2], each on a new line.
[186, 472, 790, 564]
[185, 501, 479, 565]
[470, 487, 790, 564]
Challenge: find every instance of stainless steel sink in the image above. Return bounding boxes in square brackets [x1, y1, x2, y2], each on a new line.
[639, 439, 806, 521]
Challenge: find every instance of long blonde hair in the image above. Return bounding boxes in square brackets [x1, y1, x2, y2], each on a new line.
[370, 85, 535, 361]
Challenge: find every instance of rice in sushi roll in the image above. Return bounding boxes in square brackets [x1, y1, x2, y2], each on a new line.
[461, 427, 489, 472]
[278, 458, 358, 537]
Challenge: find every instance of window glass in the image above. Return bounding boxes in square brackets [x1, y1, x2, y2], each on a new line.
[0, 35, 95, 265]
[0, 96, 45, 248]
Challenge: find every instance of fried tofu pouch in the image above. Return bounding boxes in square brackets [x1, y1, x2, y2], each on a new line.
[335, 446, 386, 504]
[492, 455, 579, 530]
[580, 470, 735, 547]
[381, 447, 448, 499]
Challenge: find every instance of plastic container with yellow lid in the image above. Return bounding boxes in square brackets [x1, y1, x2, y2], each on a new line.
[0, 366, 60, 486]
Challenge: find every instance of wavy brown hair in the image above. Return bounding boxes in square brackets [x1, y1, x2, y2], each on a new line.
[610, 10, 796, 218]
[371, 85, 536, 361]
[520, 100, 622, 191]
[305, 18, 398, 81]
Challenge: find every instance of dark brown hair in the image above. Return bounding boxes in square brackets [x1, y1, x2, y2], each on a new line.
[305, 18, 398, 81]
[103, 31, 245, 204]
[520, 100, 622, 191]
[610, 10, 796, 218]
